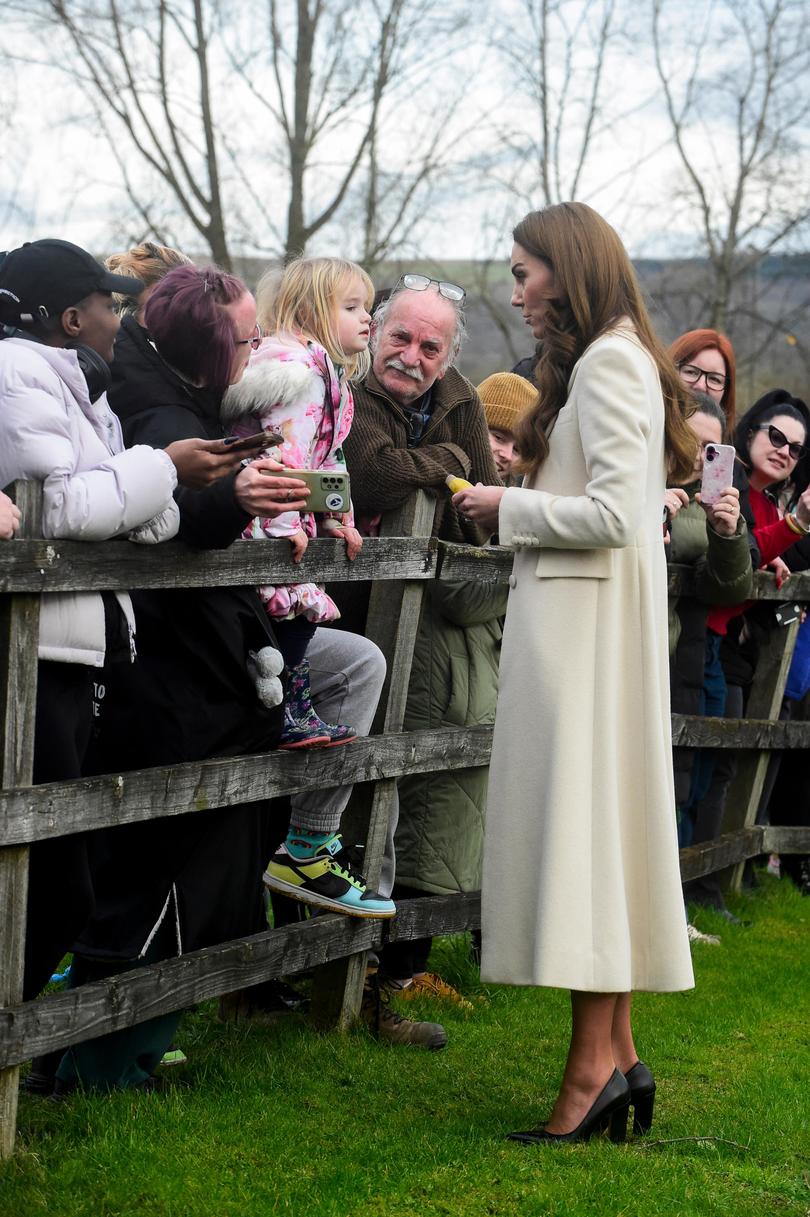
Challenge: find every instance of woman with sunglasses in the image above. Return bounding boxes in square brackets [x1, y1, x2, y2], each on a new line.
[670, 329, 737, 431]
[684, 388, 810, 918]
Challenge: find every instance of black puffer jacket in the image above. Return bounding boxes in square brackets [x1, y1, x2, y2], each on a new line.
[75, 316, 287, 961]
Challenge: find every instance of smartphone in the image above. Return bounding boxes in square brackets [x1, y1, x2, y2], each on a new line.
[700, 442, 736, 505]
[222, 430, 283, 453]
[283, 470, 351, 513]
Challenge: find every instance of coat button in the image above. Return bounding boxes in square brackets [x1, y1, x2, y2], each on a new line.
[508, 574, 517, 589]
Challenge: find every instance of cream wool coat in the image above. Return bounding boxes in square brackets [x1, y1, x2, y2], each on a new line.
[480, 323, 694, 993]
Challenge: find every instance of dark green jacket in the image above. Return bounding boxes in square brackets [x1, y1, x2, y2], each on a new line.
[394, 577, 508, 895]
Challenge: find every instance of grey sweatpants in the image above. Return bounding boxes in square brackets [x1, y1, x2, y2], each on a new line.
[289, 626, 386, 839]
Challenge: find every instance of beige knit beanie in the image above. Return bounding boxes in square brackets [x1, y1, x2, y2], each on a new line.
[476, 372, 537, 434]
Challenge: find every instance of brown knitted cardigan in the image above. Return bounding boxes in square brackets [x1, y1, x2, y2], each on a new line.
[345, 365, 501, 546]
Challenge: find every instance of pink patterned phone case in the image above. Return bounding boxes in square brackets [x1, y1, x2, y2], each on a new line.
[700, 442, 736, 505]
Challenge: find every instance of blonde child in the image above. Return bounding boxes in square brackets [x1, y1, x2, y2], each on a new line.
[222, 257, 394, 917]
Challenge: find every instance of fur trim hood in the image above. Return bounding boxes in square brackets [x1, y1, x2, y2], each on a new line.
[220, 358, 318, 425]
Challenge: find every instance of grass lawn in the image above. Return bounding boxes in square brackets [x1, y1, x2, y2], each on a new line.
[2, 874, 808, 1217]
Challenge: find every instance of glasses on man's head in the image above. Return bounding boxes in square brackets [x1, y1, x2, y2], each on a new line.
[678, 363, 728, 392]
[754, 423, 808, 461]
[397, 273, 466, 303]
[235, 324, 262, 351]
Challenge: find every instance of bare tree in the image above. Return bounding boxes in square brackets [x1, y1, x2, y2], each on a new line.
[9, 1, 234, 266]
[652, 0, 810, 333]
[225, 0, 469, 263]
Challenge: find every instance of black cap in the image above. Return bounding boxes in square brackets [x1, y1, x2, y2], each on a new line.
[0, 239, 143, 325]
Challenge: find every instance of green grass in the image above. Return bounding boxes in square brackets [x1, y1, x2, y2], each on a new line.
[3, 876, 809, 1217]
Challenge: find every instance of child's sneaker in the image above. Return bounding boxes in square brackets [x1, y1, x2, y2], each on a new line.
[263, 834, 396, 918]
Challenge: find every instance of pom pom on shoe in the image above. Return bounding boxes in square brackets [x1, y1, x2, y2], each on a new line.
[255, 647, 285, 678]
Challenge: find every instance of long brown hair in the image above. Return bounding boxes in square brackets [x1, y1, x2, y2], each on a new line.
[669, 328, 737, 433]
[512, 203, 696, 485]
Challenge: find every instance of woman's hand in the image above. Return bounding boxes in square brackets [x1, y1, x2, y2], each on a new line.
[234, 459, 310, 517]
[697, 486, 740, 537]
[451, 483, 506, 534]
[0, 491, 21, 540]
[664, 487, 689, 520]
[320, 519, 363, 560]
[793, 486, 810, 528]
[164, 438, 248, 489]
[766, 555, 791, 590]
[289, 528, 308, 564]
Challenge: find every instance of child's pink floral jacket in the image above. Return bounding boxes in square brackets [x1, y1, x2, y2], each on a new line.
[221, 333, 355, 623]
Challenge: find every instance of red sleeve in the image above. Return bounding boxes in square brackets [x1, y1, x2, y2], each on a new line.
[754, 518, 798, 566]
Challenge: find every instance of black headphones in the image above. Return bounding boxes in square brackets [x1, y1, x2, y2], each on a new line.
[67, 341, 112, 403]
[1, 325, 112, 403]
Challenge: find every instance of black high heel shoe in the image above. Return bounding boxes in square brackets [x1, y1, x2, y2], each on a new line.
[507, 1068, 631, 1145]
[625, 1060, 656, 1134]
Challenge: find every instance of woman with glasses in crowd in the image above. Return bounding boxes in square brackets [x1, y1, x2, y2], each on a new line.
[670, 329, 737, 431]
[684, 388, 810, 918]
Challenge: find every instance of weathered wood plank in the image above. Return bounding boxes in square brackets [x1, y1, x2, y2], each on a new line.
[310, 492, 436, 1032]
[0, 535, 437, 593]
[762, 825, 810, 854]
[0, 726, 493, 846]
[5, 711, 807, 849]
[436, 546, 810, 602]
[721, 620, 800, 891]
[0, 482, 41, 1158]
[678, 827, 765, 883]
[436, 542, 513, 584]
[670, 714, 810, 749]
[0, 892, 481, 1069]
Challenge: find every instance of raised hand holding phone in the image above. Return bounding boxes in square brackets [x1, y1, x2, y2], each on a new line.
[699, 442, 736, 505]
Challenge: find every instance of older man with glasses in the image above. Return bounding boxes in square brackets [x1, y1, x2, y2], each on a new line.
[343, 274, 500, 545]
[334, 274, 504, 1050]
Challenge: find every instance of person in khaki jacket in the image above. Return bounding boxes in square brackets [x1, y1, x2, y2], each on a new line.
[455, 202, 697, 1146]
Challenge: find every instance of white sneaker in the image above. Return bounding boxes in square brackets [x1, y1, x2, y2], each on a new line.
[687, 922, 721, 946]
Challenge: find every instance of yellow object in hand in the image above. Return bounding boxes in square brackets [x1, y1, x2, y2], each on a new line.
[445, 475, 473, 493]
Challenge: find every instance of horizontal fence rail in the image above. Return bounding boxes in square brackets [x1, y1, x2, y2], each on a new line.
[1, 480, 809, 1157]
[1, 717, 808, 849]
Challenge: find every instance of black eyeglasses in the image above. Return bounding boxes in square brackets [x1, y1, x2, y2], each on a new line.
[396, 273, 466, 303]
[753, 423, 808, 461]
[235, 324, 262, 351]
[678, 363, 727, 392]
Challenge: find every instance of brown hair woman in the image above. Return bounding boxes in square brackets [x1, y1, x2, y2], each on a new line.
[454, 202, 696, 1145]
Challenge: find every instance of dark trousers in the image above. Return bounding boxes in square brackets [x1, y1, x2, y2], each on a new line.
[683, 681, 744, 909]
[273, 616, 317, 670]
[24, 662, 96, 1000]
[379, 884, 432, 979]
[56, 917, 182, 1092]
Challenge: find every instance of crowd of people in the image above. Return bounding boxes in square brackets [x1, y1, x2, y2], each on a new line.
[0, 203, 807, 1139]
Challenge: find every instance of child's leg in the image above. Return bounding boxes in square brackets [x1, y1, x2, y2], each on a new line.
[264, 627, 394, 918]
[273, 616, 317, 671]
[275, 617, 358, 750]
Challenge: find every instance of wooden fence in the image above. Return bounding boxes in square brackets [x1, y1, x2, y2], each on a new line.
[1, 480, 809, 1157]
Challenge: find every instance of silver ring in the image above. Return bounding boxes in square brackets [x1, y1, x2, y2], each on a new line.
[287, 489, 294, 501]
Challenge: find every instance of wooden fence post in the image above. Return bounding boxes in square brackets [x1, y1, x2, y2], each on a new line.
[721, 617, 799, 892]
[0, 482, 42, 1158]
[309, 491, 436, 1030]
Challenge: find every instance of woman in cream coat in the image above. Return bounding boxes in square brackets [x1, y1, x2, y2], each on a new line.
[455, 203, 695, 1145]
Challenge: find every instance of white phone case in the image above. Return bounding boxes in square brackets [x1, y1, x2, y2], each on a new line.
[700, 442, 736, 505]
